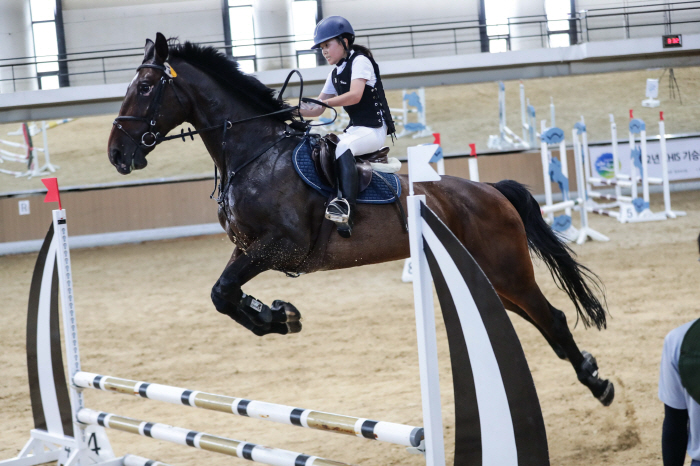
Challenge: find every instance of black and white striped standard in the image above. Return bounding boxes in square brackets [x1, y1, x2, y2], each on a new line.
[415, 200, 550, 465]
[73, 371, 423, 448]
[77, 409, 354, 466]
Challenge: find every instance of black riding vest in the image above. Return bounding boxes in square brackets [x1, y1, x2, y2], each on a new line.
[331, 52, 396, 135]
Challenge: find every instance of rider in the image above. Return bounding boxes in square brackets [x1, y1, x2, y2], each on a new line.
[299, 16, 395, 238]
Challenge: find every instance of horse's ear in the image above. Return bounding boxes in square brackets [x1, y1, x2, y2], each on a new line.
[155, 32, 169, 64]
[143, 38, 155, 64]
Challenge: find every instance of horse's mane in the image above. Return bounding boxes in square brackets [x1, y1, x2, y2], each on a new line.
[168, 41, 293, 121]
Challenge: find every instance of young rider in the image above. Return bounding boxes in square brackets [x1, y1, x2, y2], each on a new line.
[299, 16, 395, 238]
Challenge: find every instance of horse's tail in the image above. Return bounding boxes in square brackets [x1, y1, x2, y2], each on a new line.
[490, 179, 607, 330]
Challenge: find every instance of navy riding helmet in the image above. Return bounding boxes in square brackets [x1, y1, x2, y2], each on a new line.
[311, 16, 355, 49]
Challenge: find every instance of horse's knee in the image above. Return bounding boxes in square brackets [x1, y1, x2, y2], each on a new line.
[212, 277, 243, 304]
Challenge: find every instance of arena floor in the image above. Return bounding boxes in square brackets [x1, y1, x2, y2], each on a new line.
[1, 189, 698, 465]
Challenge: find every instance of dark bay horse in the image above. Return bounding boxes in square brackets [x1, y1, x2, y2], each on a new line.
[108, 33, 614, 406]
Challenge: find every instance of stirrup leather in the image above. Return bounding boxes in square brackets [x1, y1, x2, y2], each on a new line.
[325, 197, 351, 224]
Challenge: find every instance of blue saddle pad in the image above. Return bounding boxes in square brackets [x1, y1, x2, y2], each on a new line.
[292, 136, 401, 204]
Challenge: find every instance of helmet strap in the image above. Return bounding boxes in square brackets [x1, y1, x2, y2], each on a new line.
[336, 36, 350, 66]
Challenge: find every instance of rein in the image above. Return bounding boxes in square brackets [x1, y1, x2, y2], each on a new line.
[114, 65, 336, 150]
[113, 65, 337, 190]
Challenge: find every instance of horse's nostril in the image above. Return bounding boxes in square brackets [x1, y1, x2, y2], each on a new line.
[110, 148, 121, 163]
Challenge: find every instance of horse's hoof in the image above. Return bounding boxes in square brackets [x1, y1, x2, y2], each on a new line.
[271, 300, 302, 323]
[597, 380, 615, 406]
[286, 321, 302, 334]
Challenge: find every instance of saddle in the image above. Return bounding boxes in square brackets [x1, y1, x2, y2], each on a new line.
[310, 133, 400, 192]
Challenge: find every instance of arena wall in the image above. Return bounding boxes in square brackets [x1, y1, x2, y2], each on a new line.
[62, 0, 223, 87]
[0, 150, 554, 244]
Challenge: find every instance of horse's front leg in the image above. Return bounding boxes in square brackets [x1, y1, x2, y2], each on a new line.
[211, 246, 302, 336]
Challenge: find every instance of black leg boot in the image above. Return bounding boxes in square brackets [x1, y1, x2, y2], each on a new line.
[325, 149, 358, 238]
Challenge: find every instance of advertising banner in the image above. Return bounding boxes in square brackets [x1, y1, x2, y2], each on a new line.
[587, 136, 700, 182]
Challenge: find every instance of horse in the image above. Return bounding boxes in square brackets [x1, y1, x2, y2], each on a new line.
[108, 33, 614, 406]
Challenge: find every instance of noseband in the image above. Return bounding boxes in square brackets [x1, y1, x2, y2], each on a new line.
[113, 63, 180, 152]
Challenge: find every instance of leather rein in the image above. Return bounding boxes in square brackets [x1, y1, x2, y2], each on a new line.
[113, 65, 337, 186]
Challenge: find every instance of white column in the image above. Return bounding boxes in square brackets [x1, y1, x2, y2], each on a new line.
[253, 0, 295, 71]
[0, 0, 37, 93]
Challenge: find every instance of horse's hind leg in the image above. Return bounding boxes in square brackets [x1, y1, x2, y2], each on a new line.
[501, 278, 614, 406]
[211, 245, 301, 336]
[481, 232, 613, 405]
[500, 296, 567, 361]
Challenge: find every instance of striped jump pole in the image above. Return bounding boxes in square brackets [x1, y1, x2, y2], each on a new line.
[78, 409, 353, 466]
[73, 372, 424, 448]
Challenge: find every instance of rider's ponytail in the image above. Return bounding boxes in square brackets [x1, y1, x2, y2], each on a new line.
[338, 33, 373, 59]
[351, 44, 373, 59]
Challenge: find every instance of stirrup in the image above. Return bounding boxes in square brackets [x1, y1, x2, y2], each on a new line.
[325, 197, 351, 224]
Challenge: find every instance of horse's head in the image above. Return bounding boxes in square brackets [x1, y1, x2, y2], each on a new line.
[108, 33, 187, 174]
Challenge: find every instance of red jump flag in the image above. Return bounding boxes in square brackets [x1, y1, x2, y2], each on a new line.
[469, 143, 477, 157]
[432, 132, 441, 145]
[41, 177, 62, 210]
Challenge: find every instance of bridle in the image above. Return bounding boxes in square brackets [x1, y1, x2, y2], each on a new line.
[113, 63, 182, 151]
[114, 64, 336, 149]
[113, 63, 337, 198]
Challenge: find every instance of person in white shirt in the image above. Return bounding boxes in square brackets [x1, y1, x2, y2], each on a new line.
[299, 16, 395, 238]
[659, 233, 700, 466]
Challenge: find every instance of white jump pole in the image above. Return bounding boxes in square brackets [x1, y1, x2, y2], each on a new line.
[572, 127, 609, 244]
[628, 116, 639, 202]
[578, 117, 622, 220]
[624, 112, 667, 222]
[540, 127, 571, 221]
[498, 83, 506, 145]
[559, 136, 570, 217]
[610, 115, 623, 204]
[77, 409, 355, 466]
[407, 145, 446, 466]
[53, 209, 91, 461]
[540, 135, 555, 224]
[467, 143, 479, 182]
[640, 123, 650, 205]
[658, 112, 686, 219]
[550, 97, 556, 128]
[520, 83, 528, 144]
[73, 372, 424, 448]
[40, 121, 59, 174]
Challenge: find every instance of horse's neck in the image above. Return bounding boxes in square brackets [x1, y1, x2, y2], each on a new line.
[185, 75, 288, 176]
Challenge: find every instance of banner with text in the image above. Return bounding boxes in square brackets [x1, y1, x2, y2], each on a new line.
[587, 136, 700, 182]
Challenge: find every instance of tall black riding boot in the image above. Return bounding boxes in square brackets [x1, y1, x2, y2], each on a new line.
[325, 149, 358, 238]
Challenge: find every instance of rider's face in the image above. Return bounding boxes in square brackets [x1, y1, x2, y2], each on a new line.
[320, 38, 347, 66]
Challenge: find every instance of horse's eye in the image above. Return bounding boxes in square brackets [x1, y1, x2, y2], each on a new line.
[138, 83, 152, 95]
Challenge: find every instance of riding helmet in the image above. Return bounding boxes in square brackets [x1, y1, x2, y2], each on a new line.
[311, 16, 355, 49]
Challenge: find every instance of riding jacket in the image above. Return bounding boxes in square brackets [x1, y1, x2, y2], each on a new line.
[331, 51, 396, 135]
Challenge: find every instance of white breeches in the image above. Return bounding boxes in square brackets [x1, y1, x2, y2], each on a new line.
[335, 124, 387, 159]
